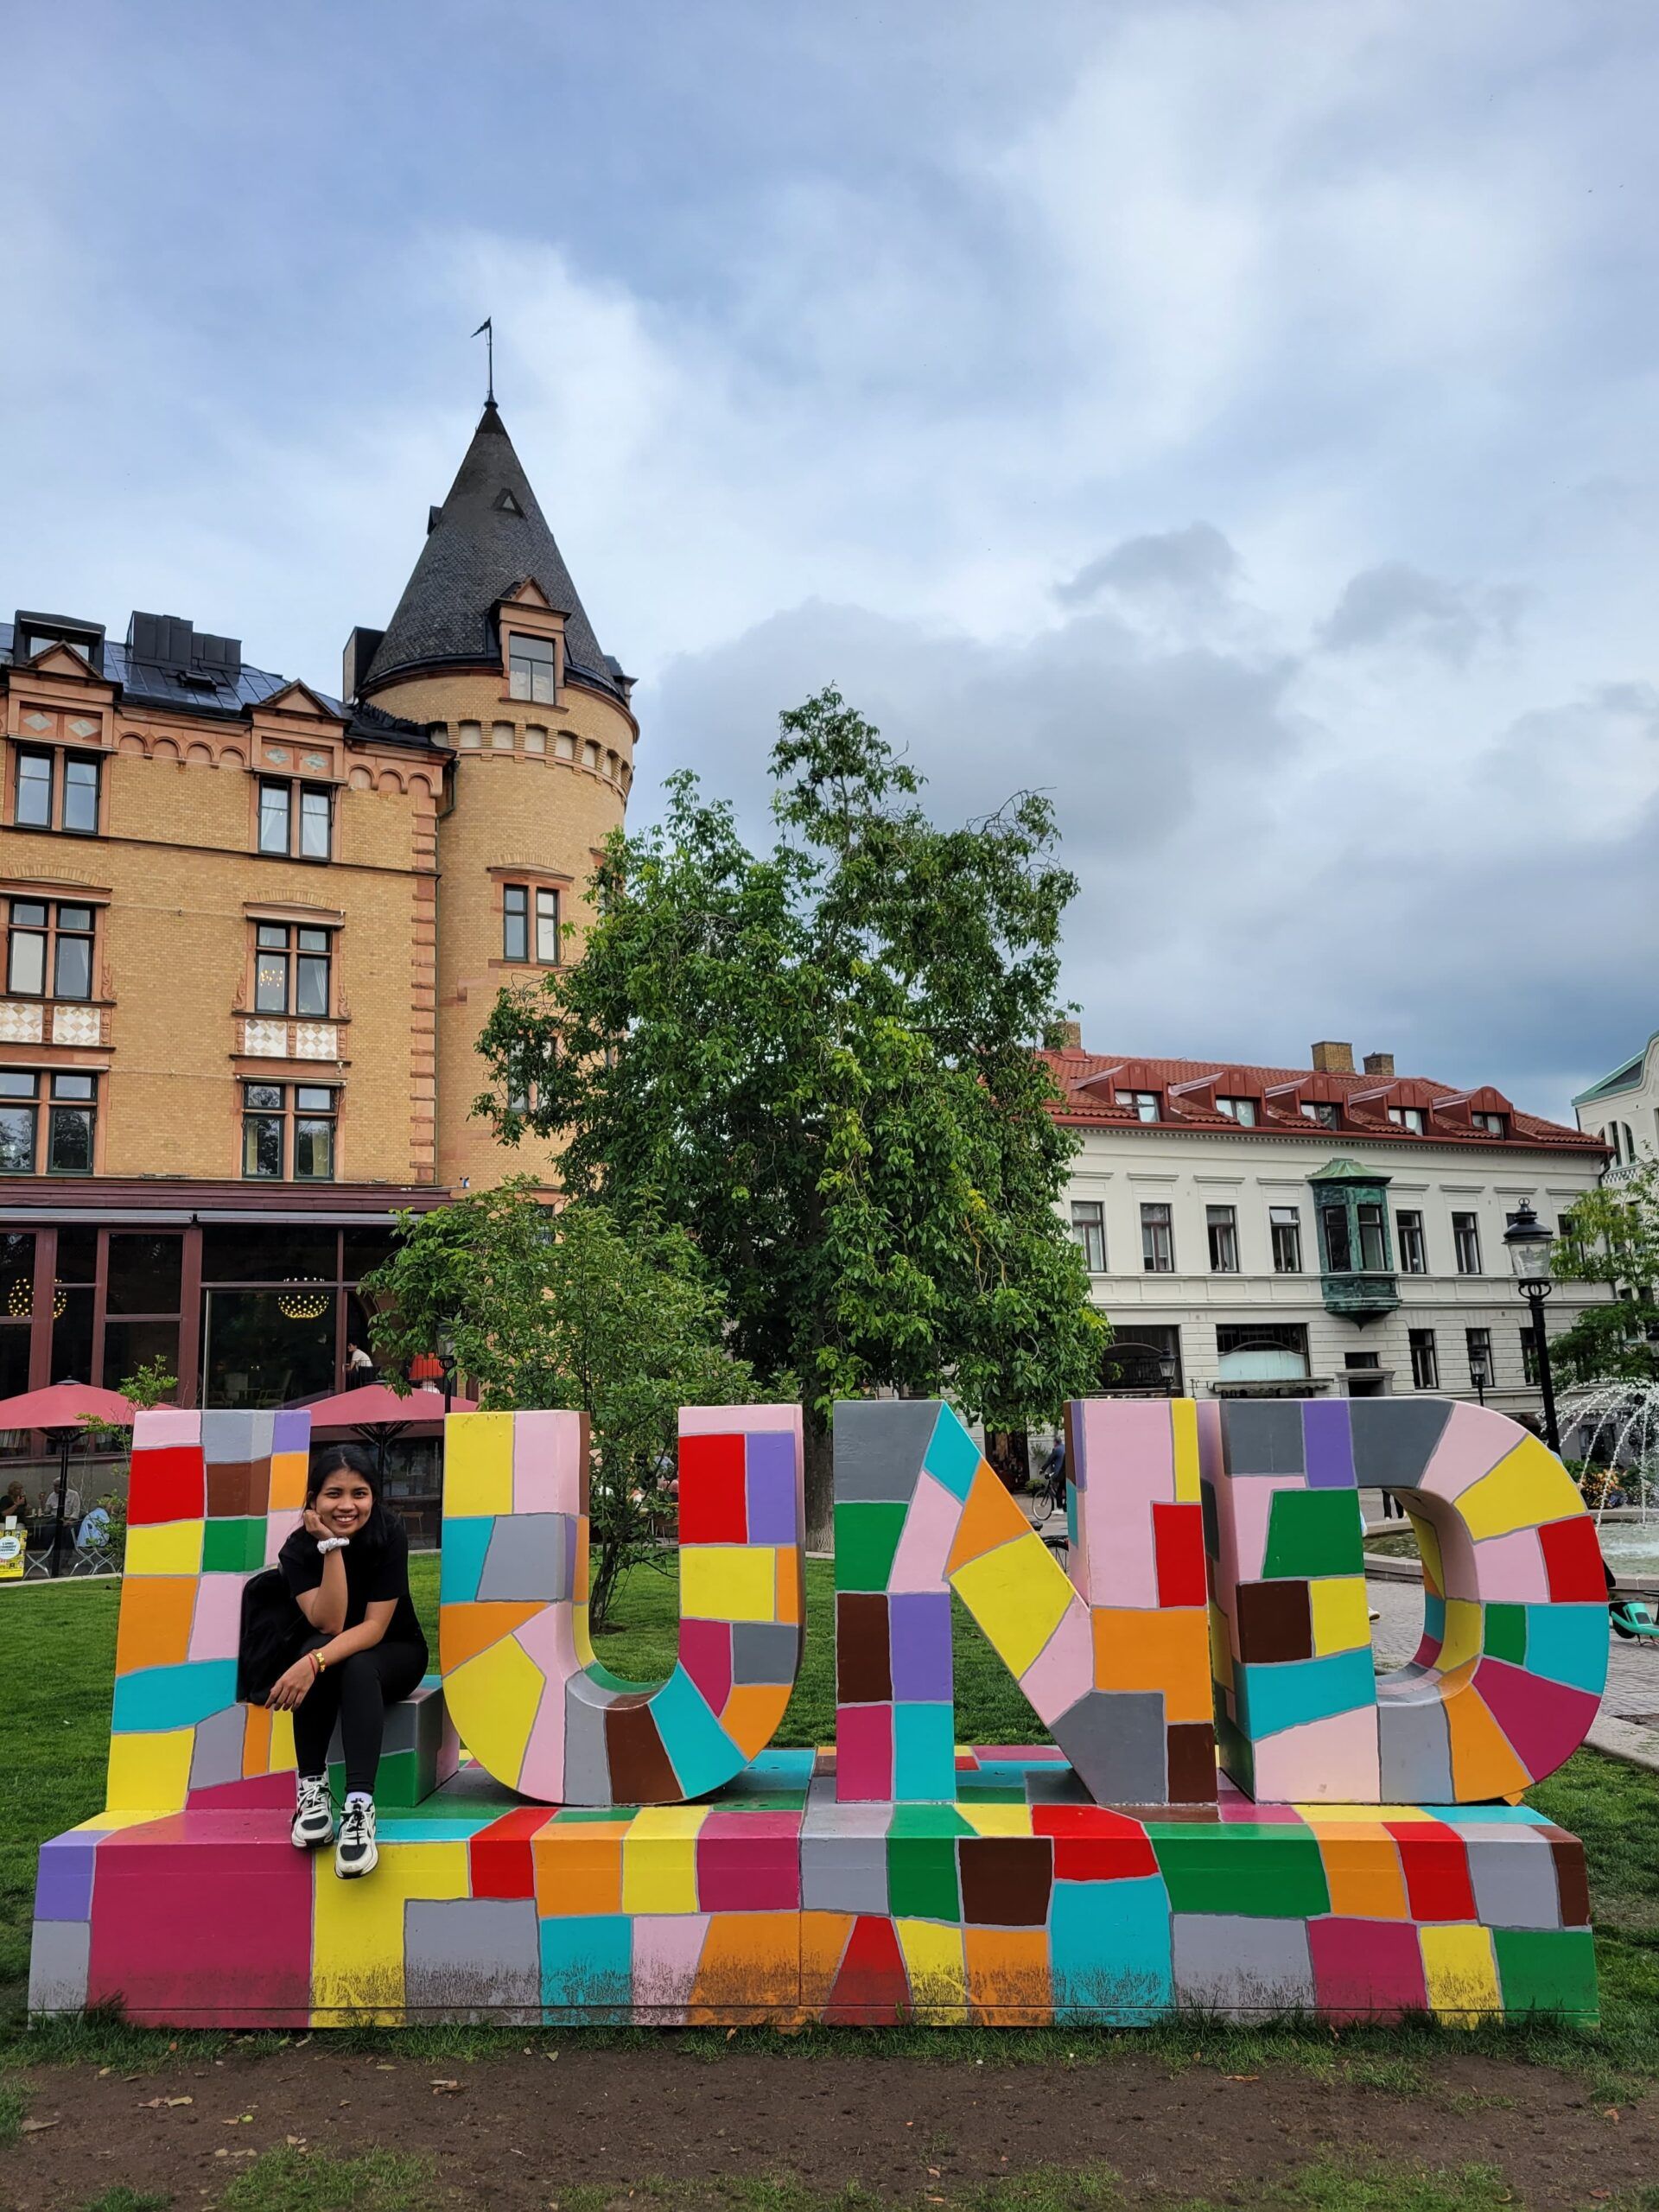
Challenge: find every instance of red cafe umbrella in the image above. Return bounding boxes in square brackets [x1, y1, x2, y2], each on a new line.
[0, 1381, 137, 1578]
[298, 1383, 478, 1476]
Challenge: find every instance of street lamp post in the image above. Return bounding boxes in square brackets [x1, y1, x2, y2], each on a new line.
[1503, 1200, 1560, 1455]
[1470, 1347, 1490, 1408]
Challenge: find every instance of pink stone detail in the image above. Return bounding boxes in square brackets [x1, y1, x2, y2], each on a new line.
[1414, 1402, 1526, 1503]
[632, 1914, 710, 2019]
[188, 1573, 245, 1662]
[1020, 1604, 1094, 1726]
[513, 1409, 584, 1514]
[680, 1403, 803, 1436]
[135, 1408, 201, 1448]
[264, 1510, 301, 1567]
[1249, 1709, 1382, 1803]
[1212, 1472, 1304, 1588]
[1469, 1526, 1552, 1603]
[887, 1470, 960, 1593]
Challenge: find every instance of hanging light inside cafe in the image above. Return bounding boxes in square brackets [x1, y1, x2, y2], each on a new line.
[277, 1278, 330, 1321]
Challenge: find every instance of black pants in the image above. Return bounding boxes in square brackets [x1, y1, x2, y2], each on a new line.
[292, 1634, 428, 1796]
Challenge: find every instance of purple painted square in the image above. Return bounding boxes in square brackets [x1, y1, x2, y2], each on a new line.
[271, 1409, 311, 1454]
[745, 1431, 799, 1542]
[1302, 1401, 1356, 1490]
[35, 1833, 99, 1922]
[888, 1591, 953, 1702]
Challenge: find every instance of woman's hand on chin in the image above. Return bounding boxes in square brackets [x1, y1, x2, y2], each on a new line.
[302, 1508, 328, 1539]
[268, 1657, 317, 1711]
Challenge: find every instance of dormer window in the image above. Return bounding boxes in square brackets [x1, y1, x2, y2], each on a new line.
[1388, 1106, 1427, 1133]
[494, 489, 524, 516]
[1216, 1096, 1257, 1126]
[1115, 1089, 1160, 1122]
[1472, 1111, 1509, 1137]
[1301, 1100, 1339, 1128]
[508, 632, 556, 703]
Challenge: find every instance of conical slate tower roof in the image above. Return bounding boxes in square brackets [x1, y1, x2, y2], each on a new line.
[362, 402, 620, 697]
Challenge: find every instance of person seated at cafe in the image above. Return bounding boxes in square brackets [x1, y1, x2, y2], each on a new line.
[1, 1478, 27, 1519]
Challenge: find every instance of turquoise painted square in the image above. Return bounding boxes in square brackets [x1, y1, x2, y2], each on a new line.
[540, 1913, 633, 2018]
[1234, 1647, 1375, 1738]
[1520, 1605, 1607, 1695]
[112, 1659, 238, 1734]
[658, 1662, 743, 1797]
[439, 1517, 493, 1604]
[922, 1409, 982, 1501]
[1052, 1875, 1173, 2023]
[893, 1701, 957, 1800]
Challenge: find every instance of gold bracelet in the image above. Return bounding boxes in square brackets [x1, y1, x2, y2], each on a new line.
[314, 1652, 326, 1676]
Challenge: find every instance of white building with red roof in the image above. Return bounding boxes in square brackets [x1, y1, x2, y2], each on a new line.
[1043, 1033, 1613, 1414]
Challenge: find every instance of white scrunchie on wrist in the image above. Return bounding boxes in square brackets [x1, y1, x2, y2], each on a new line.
[317, 1535, 351, 1555]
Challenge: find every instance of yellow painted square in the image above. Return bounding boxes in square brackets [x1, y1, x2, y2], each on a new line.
[1458, 1439, 1582, 1541]
[442, 1412, 515, 1518]
[1409, 1504, 1446, 1599]
[951, 1531, 1074, 1678]
[680, 1544, 777, 1624]
[1171, 1399, 1201, 1502]
[312, 1840, 468, 2025]
[105, 1728, 194, 1813]
[1438, 1598, 1484, 1673]
[960, 1803, 1034, 1837]
[1308, 1576, 1372, 1656]
[1421, 1923, 1501, 2026]
[896, 1917, 968, 2024]
[444, 1634, 543, 1792]
[622, 1805, 707, 1914]
[125, 1519, 204, 1578]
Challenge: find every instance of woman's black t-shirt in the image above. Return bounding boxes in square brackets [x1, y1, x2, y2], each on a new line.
[278, 1519, 426, 1653]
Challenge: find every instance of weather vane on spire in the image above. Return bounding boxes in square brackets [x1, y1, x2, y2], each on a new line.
[472, 317, 495, 406]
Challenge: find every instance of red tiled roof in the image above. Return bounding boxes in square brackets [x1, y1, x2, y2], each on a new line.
[1038, 1048, 1605, 1154]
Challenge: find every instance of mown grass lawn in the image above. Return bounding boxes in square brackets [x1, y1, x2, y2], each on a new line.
[3, 1555, 1657, 2086]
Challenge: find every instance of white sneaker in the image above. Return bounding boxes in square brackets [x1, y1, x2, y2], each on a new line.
[335, 1798, 378, 1879]
[291, 1775, 335, 1850]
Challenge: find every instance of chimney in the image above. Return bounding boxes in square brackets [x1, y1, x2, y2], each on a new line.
[342, 626, 385, 702]
[1311, 1040, 1354, 1075]
[1048, 1019, 1084, 1052]
[1363, 1051, 1395, 1078]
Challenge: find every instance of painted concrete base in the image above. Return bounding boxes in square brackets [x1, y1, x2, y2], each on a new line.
[30, 1748, 1596, 2028]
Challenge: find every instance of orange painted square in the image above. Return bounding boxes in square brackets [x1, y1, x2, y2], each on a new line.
[688, 1911, 799, 2024]
[1091, 1605, 1212, 1721]
[533, 1824, 625, 1916]
[964, 1924, 1051, 2025]
[720, 1681, 791, 1757]
[799, 1911, 855, 2012]
[116, 1577, 196, 1675]
[1446, 1681, 1531, 1801]
[242, 1701, 273, 1776]
[267, 1452, 307, 1510]
[1320, 1836, 1410, 1921]
[573, 1532, 591, 1605]
[775, 1553, 801, 1625]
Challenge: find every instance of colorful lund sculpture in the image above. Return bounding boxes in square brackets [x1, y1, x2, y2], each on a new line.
[30, 1395, 1602, 2027]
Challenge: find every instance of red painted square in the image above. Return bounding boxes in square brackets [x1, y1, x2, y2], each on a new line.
[680, 1617, 733, 1709]
[696, 1826, 800, 1911]
[127, 1446, 207, 1526]
[1540, 1516, 1605, 1603]
[1308, 1916, 1428, 2022]
[1033, 1803, 1159, 1881]
[1153, 1503, 1208, 1608]
[1388, 1824, 1477, 1921]
[677, 1434, 748, 1543]
[88, 1826, 313, 2026]
[469, 1807, 551, 1899]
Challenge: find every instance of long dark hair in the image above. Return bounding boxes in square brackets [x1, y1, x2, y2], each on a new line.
[306, 1441, 389, 1549]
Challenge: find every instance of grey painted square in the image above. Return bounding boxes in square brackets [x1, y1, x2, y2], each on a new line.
[1173, 1913, 1316, 2015]
[201, 1409, 270, 1465]
[405, 1898, 541, 2023]
[833, 1397, 937, 1503]
[29, 1917, 90, 2013]
[1220, 1402, 1305, 1478]
[563, 1682, 615, 1804]
[1054, 1689, 1166, 1804]
[189, 1700, 248, 1790]
[1349, 1398, 1452, 1490]
[731, 1621, 799, 1685]
[478, 1511, 569, 1603]
[1024, 1764, 1093, 1807]
[802, 1834, 889, 1913]
[1378, 1699, 1454, 1804]
[1469, 1837, 1564, 1930]
[803, 1778, 892, 1837]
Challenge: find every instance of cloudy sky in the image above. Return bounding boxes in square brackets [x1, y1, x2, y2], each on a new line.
[7, 2, 1657, 1120]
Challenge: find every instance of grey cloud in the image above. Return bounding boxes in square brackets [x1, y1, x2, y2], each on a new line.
[1318, 562, 1522, 665]
[1056, 523, 1240, 608]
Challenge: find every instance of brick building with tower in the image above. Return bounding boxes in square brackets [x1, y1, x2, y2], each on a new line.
[0, 401, 634, 1412]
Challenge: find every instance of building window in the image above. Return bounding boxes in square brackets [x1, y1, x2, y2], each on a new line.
[1069, 1200, 1106, 1274]
[1408, 1329, 1440, 1389]
[536, 887, 560, 963]
[6, 900, 95, 1001]
[1452, 1211, 1482, 1274]
[1357, 1200, 1389, 1271]
[1320, 1206, 1352, 1273]
[1301, 1100, 1340, 1128]
[0, 1070, 97, 1175]
[1215, 1096, 1257, 1126]
[257, 780, 333, 861]
[507, 632, 557, 703]
[1141, 1202, 1174, 1273]
[1099, 1325, 1182, 1394]
[252, 924, 332, 1017]
[1521, 1325, 1541, 1388]
[12, 747, 100, 836]
[242, 1083, 337, 1181]
[1396, 1209, 1427, 1274]
[1465, 1327, 1492, 1389]
[1116, 1090, 1160, 1122]
[1215, 1323, 1309, 1380]
[1206, 1204, 1239, 1272]
[1472, 1111, 1509, 1137]
[1269, 1205, 1302, 1273]
[502, 883, 560, 965]
[1388, 1105, 1427, 1133]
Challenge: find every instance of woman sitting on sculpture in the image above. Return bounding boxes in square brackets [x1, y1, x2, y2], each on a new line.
[238, 1443, 427, 1880]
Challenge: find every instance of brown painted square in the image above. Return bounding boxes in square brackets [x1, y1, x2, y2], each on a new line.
[604, 1697, 679, 1805]
[1166, 1720, 1218, 1803]
[958, 1836, 1052, 1927]
[836, 1592, 892, 1702]
[207, 1460, 266, 1516]
[1235, 1578, 1313, 1663]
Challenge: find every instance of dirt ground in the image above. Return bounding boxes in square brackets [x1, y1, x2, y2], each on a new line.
[7, 2045, 1655, 2209]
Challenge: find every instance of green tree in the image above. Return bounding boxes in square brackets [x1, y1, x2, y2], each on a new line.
[361, 1183, 766, 1627]
[474, 686, 1106, 1541]
[1552, 1162, 1659, 1384]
